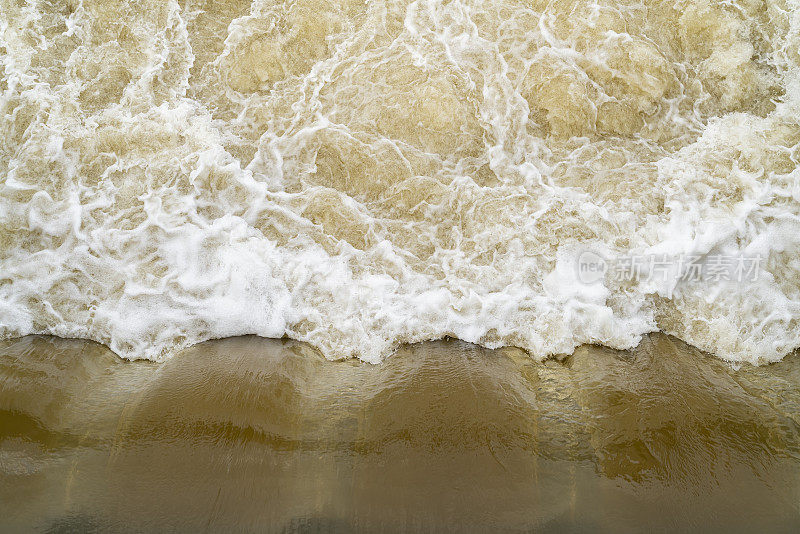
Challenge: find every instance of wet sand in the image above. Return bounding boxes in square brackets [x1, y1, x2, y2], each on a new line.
[1, 334, 799, 532]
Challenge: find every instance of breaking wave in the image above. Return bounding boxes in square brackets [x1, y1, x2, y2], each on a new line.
[2, 0, 800, 363]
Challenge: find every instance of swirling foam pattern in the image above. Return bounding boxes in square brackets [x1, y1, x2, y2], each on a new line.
[1, 0, 799, 363]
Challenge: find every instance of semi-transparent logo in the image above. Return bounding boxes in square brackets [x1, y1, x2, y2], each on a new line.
[577, 251, 763, 285]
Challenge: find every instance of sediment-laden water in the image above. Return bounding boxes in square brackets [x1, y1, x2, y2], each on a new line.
[2, 0, 800, 363]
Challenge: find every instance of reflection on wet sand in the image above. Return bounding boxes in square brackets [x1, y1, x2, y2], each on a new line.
[1, 334, 799, 532]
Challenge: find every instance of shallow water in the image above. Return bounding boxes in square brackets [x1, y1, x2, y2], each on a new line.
[2, 0, 800, 364]
[1, 333, 799, 532]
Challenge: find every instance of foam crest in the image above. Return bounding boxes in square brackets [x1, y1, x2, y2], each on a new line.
[1, 0, 799, 363]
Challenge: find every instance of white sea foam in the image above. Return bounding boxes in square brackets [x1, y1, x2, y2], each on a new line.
[1, 0, 799, 363]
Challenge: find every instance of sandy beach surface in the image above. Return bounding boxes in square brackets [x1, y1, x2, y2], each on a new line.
[1, 334, 799, 532]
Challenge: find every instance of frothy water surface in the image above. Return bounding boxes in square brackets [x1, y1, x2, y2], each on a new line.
[2, 0, 800, 362]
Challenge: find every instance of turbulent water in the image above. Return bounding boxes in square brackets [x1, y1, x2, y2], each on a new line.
[1, 0, 800, 363]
